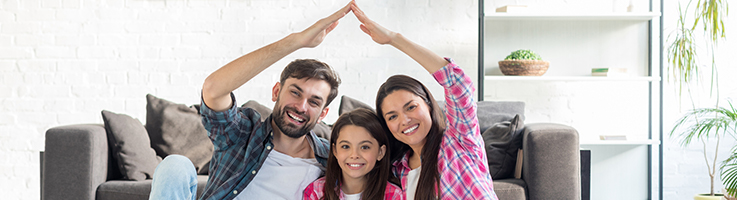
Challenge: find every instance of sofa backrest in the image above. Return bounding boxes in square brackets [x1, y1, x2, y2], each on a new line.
[477, 101, 525, 132]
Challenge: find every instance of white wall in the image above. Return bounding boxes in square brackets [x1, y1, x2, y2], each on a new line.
[2, 0, 736, 199]
[0, 0, 478, 199]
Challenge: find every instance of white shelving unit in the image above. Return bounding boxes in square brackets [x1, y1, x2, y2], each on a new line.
[478, 1, 662, 200]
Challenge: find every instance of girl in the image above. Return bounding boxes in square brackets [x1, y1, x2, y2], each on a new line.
[303, 108, 404, 200]
[351, 2, 500, 200]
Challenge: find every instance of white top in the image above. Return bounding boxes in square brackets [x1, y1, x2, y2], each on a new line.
[405, 166, 421, 200]
[234, 150, 324, 200]
[344, 192, 362, 200]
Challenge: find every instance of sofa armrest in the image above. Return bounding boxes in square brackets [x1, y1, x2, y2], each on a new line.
[44, 124, 109, 200]
[522, 123, 581, 200]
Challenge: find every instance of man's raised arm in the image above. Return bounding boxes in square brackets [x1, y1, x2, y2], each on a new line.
[201, 1, 354, 111]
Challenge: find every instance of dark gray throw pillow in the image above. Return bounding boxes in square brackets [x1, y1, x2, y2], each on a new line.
[146, 94, 213, 175]
[477, 101, 525, 133]
[101, 110, 161, 181]
[483, 114, 524, 180]
[338, 95, 374, 115]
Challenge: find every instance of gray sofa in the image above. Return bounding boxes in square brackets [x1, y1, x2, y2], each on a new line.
[42, 101, 580, 200]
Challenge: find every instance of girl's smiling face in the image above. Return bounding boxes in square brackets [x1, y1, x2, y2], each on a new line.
[333, 125, 386, 182]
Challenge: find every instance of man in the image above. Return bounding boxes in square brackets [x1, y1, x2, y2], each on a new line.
[149, 2, 353, 200]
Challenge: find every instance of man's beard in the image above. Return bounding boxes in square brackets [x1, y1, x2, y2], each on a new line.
[272, 105, 317, 138]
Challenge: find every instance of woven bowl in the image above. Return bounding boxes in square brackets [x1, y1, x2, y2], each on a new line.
[498, 60, 549, 76]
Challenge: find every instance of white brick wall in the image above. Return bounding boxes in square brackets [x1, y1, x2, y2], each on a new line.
[1, 0, 735, 199]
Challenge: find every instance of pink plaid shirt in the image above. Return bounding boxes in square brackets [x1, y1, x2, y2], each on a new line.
[391, 58, 499, 199]
[303, 177, 405, 200]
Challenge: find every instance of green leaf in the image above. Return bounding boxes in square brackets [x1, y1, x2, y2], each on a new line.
[503, 49, 543, 60]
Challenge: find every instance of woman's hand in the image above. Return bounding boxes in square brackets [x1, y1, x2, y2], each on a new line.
[295, 1, 353, 48]
[351, 2, 397, 45]
[352, 1, 446, 73]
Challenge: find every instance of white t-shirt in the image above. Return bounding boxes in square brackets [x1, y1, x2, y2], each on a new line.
[405, 166, 421, 200]
[344, 192, 362, 200]
[234, 150, 324, 200]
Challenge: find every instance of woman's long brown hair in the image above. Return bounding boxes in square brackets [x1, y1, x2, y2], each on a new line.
[375, 75, 446, 200]
[322, 108, 397, 200]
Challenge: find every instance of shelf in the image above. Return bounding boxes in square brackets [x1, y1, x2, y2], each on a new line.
[580, 139, 660, 145]
[484, 75, 660, 82]
[485, 12, 661, 20]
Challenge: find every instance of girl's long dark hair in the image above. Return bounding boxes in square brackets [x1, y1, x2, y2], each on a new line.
[322, 108, 397, 200]
[375, 75, 446, 200]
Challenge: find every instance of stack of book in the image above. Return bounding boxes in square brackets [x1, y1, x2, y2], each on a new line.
[599, 135, 627, 140]
[495, 5, 529, 13]
[591, 68, 629, 77]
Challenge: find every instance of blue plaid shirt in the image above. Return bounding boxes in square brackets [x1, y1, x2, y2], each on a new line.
[199, 93, 330, 200]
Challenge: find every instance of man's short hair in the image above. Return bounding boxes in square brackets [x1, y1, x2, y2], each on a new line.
[280, 59, 341, 107]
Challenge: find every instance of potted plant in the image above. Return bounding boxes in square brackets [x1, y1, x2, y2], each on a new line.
[498, 49, 549, 76]
[671, 102, 737, 200]
[667, 0, 730, 199]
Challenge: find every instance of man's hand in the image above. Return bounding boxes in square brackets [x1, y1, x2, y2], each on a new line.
[351, 1, 397, 45]
[295, 1, 354, 48]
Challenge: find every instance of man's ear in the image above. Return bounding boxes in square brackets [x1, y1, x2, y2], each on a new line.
[271, 82, 281, 102]
[317, 107, 329, 122]
[377, 144, 386, 161]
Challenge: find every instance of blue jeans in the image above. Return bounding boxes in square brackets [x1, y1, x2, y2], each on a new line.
[149, 155, 198, 200]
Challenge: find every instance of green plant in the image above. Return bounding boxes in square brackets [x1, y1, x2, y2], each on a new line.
[671, 102, 737, 196]
[667, 0, 728, 97]
[667, 0, 729, 197]
[504, 49, 542, 60]
[723, 146, 737, 198]
[667, 3, 697, 96]
[722, 104, 737, 199]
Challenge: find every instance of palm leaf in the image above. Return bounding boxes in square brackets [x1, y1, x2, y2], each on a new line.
[670, 102, 737, 146]
[722, 148, 737, 197]
[672, 102, 737, 195]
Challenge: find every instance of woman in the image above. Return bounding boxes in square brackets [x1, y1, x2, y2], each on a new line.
[351, 2, 499, 200]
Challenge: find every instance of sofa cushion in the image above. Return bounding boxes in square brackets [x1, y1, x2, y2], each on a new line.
[312, 121, 332, 140]
[241, 100, 273, 121]
[145, 94, 213, 175]
[339, 95, 374, 115]
[101, 110, 161, 181]
[492, 178, 527, 200]
[96, 175, 209, 200]
[483, 114, 524, 180]
[477, 101, 525, 132]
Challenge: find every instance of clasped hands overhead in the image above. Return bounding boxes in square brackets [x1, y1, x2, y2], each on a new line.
[295, 0, 397, 49]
